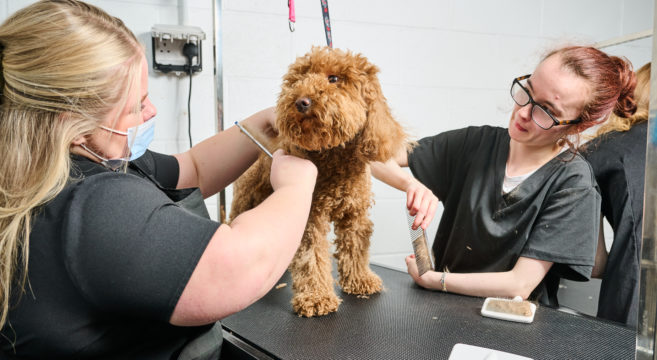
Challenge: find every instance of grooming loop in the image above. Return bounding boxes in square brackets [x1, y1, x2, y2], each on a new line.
[288, 0, 295, 32]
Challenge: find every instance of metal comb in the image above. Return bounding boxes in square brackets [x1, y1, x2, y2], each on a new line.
[234, 121, 273, 158]
[406, 212, 434, 276]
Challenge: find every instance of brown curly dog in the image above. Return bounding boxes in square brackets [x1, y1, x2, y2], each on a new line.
[230, 46, 408, 317]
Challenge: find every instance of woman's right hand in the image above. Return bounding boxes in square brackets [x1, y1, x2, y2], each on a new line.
[405, 254, 440, 290]
[269, 149, 317, 192]
[405, 178, 438, 230]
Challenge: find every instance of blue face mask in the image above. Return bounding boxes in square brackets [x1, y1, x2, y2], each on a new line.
[100, 119, 156, 161]
[125, 119, 156, 160]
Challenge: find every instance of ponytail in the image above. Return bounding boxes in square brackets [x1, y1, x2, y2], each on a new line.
[595, 62, 650, 137]
[612, 56, 638, 118]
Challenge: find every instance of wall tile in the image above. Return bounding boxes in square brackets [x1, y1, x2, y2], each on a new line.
[328, 21, 402, 85]
[399, 28, 452, 87]
[383, 84, 453, 139]
[451, 0, 542, 36]
[222, 11, 293, 79]
[448, 88, 511, 130]
[321, 0, 451, 29]
[290, 17, 333, 59]
[605, 38, 653, 68]
[542, 0, 621, 41]
[223, 0, 286, 15]
[622, 0, 654, 34]
[223, 76, 281, 127]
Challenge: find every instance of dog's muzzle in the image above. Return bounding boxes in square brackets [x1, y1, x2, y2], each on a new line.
[295, 97, 312, 113]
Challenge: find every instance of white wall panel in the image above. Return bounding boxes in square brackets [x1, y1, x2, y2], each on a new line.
[451, 0, 543, 36]
[223, 0, 286, 15]
[327, 0, 451, 29]
[448, 88, 511, 129]
[329, 21, 403, 85]
[622, 0, 654, 34]
[606, 37, 654, 67]
[542, 0, 621, 41]
[223, 76, 281, 126]
[222, 11, 292, 79]
[399, 28, 453, 87]
[290, 17, 333, 58]
[383, 85, 453, 139]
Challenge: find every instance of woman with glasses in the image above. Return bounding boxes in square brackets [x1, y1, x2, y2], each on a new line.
[582, 62, 650, 328]
[371, 46, 637, 306]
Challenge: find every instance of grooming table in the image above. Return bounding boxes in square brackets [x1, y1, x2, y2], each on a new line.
[220, 265, 635, 359]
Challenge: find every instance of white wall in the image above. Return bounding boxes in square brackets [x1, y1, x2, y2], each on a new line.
[0, 0, 652, 270]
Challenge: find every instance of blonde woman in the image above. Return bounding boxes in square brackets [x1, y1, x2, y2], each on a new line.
[0, 1, 317, 358]
[582, 62, 650, 328]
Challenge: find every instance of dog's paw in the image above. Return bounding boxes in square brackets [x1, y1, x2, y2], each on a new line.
[292, 291, 342, 317]
[340, 270, 383, 295]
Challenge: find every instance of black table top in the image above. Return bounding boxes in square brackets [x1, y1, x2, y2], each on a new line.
[221, 265, 635, 360]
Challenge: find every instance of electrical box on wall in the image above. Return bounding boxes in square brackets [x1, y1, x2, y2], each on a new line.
[151, 24, 206, 75]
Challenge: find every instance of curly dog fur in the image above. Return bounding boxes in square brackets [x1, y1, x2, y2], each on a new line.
[230, 47, 408, 317]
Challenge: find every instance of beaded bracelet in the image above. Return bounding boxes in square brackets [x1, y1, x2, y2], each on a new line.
[440, 272, 447, 292]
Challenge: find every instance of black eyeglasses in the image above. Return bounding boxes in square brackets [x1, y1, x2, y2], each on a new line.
[510, 74, 582, 130]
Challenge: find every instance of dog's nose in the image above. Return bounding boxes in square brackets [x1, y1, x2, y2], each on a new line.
[295, 97, 312, 113]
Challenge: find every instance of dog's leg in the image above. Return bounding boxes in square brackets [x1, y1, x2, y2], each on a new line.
[289, 212, 342, 317]
[333, 186, 383, 296]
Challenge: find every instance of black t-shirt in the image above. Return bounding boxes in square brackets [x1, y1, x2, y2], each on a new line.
[0, 151, 219, 359]
[582, 122, 647, 327]
[408, 126, 599, 305]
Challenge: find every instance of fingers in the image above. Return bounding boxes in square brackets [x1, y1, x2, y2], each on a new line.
[406, 182, 439, 230]
[269, 150, 317, 191]
[422, 199, 438, 230]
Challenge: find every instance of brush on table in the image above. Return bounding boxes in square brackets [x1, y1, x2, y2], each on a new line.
[481, 296, 537, 323]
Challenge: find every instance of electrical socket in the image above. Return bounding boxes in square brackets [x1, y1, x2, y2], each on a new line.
[151, 24, 206, 75]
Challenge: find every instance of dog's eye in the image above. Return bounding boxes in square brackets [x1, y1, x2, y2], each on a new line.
[328, 75, 339, 83]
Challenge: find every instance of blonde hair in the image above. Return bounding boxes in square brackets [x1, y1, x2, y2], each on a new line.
[595, 62, 650, 137]
[0, 0, 142, 330]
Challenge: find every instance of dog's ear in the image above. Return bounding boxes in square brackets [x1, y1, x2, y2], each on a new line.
[358, 60, 407, 163]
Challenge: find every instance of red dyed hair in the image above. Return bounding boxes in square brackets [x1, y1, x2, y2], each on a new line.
[544, 46, 637, 132]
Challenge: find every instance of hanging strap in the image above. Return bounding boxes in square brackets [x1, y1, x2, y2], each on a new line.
[320, 0, 332, 48]
[288, 0, 295, 32]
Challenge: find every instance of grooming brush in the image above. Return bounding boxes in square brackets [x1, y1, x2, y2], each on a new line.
[234, 121, 273, 158]
[481, 296, 537, 323]
[406, 212, 434, 276]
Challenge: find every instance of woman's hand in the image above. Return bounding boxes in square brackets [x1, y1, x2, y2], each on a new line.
[405, 179, 438, 230]
[270, 149, 317, 192]
[405, 254, 440, 290]
[252, 106, 278, 141]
